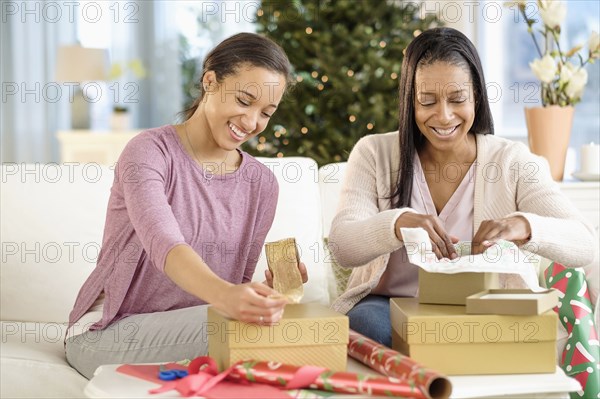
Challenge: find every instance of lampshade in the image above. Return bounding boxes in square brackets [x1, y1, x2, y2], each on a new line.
[55, 45, 109, 82]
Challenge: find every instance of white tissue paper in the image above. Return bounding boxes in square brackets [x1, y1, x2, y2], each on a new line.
[400, 227, 544, 292]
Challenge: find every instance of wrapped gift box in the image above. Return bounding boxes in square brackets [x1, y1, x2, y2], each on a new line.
[207, 303, 348, 372]
[390, 297, 557, 375]
[418, 269, 500, 305]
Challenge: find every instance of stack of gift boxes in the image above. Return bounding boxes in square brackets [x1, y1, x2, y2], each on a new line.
[391, 270, 559, 375]
[207, 237, 558, 379]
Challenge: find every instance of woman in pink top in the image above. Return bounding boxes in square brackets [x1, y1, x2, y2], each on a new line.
[330, 28, 596, 347]
[66, 33, 307, 379]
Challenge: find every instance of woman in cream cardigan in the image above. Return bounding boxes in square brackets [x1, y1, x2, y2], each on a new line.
[329, 27, 596, 347]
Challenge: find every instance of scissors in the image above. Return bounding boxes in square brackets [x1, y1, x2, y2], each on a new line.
[158, 364, 189, 381]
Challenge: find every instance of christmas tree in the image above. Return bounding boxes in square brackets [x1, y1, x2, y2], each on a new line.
[244, 0, 440, 165]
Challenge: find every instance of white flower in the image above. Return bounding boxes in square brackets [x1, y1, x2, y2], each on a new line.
[589, 31, 600, 54]
[564, 68, 588, 100]
[539, 0, 567, 29]
[530, 54, 557, 83]
[559, 62, 576, 84]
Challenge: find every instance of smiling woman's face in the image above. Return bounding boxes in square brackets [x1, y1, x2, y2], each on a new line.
[202, 65, 286, 151]
[414, 61, 475, 152]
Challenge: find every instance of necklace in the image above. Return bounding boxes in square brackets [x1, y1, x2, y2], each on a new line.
[183, 121, 229, 180]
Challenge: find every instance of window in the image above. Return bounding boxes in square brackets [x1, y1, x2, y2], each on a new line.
[477, 0, 599, 152]
[176, 1, 256, 108]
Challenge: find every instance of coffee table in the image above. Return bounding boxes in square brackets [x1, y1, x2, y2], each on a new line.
[84, 358, 580, 398]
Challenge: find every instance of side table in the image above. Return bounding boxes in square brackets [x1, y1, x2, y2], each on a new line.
[56, 130, 142, 166]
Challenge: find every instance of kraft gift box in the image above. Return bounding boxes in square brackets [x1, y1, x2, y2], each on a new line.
[390, 297, 557, 375]
[466, 289, 559, 315]
[207, 303, 349, 372]
[418, 269, 500, 305]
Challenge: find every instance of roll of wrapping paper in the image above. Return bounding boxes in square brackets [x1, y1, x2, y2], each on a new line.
[226, 360, 429, 398]
[347, 330, 452, 399]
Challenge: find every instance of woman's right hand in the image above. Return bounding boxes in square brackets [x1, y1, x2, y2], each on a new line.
[213, 282, 288, 325]
[395, 212, 459, 259]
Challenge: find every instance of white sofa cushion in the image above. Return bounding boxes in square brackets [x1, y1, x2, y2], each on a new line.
[254, 157, 329, 305]
[1, 322, 87, 398]
[1, 163, 113, 323]
[319, 162, 347, 239]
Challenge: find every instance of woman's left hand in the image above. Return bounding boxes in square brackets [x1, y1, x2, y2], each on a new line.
[264, 261, 309, 288]
[471, 216, 531, 255]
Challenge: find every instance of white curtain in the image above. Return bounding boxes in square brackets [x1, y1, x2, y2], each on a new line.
[1, 0, 75, 163]
[133, 1, 183, 128]
[0, 0, 183, 163]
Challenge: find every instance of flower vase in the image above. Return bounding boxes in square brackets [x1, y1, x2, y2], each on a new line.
[524, 105, 574, 181]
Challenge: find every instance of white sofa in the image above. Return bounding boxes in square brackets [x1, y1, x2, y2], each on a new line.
[1, 159, 597, 398]
[0, 159, 345, 398]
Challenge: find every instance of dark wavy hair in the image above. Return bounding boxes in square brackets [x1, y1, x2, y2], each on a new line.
[390, 27, 494, 208]
[179, 33, 293, 121]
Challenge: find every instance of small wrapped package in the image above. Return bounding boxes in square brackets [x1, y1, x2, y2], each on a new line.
[207, 303, 349, 372]
[390, 297, 557, 375]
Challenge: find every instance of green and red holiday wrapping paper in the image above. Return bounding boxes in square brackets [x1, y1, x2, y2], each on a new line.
[545, 262, 600, 399]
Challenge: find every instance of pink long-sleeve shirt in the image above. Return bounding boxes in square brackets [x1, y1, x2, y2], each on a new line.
[67, 125, 279, 331]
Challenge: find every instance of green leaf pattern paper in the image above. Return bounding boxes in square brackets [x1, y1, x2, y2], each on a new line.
[545, 262, 600, 398]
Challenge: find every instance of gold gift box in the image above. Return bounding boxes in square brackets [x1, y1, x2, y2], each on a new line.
[418, 269, 500, 305]
[207, 303, 349, 372]
[466, 289, 560, 315]
[390, 297, 557, 375]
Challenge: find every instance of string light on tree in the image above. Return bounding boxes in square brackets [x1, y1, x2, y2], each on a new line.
[249, 0, 439, 165]
[277, 152, 283, 158]
[257, 9, 263, 17]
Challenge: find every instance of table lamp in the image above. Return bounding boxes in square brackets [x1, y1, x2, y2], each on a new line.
[55, 45, 108, 129]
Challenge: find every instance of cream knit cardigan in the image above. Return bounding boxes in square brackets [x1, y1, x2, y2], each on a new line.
[330, 131, 597, 314]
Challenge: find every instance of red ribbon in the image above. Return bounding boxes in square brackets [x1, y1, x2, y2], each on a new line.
[148, 357, 325, 398]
